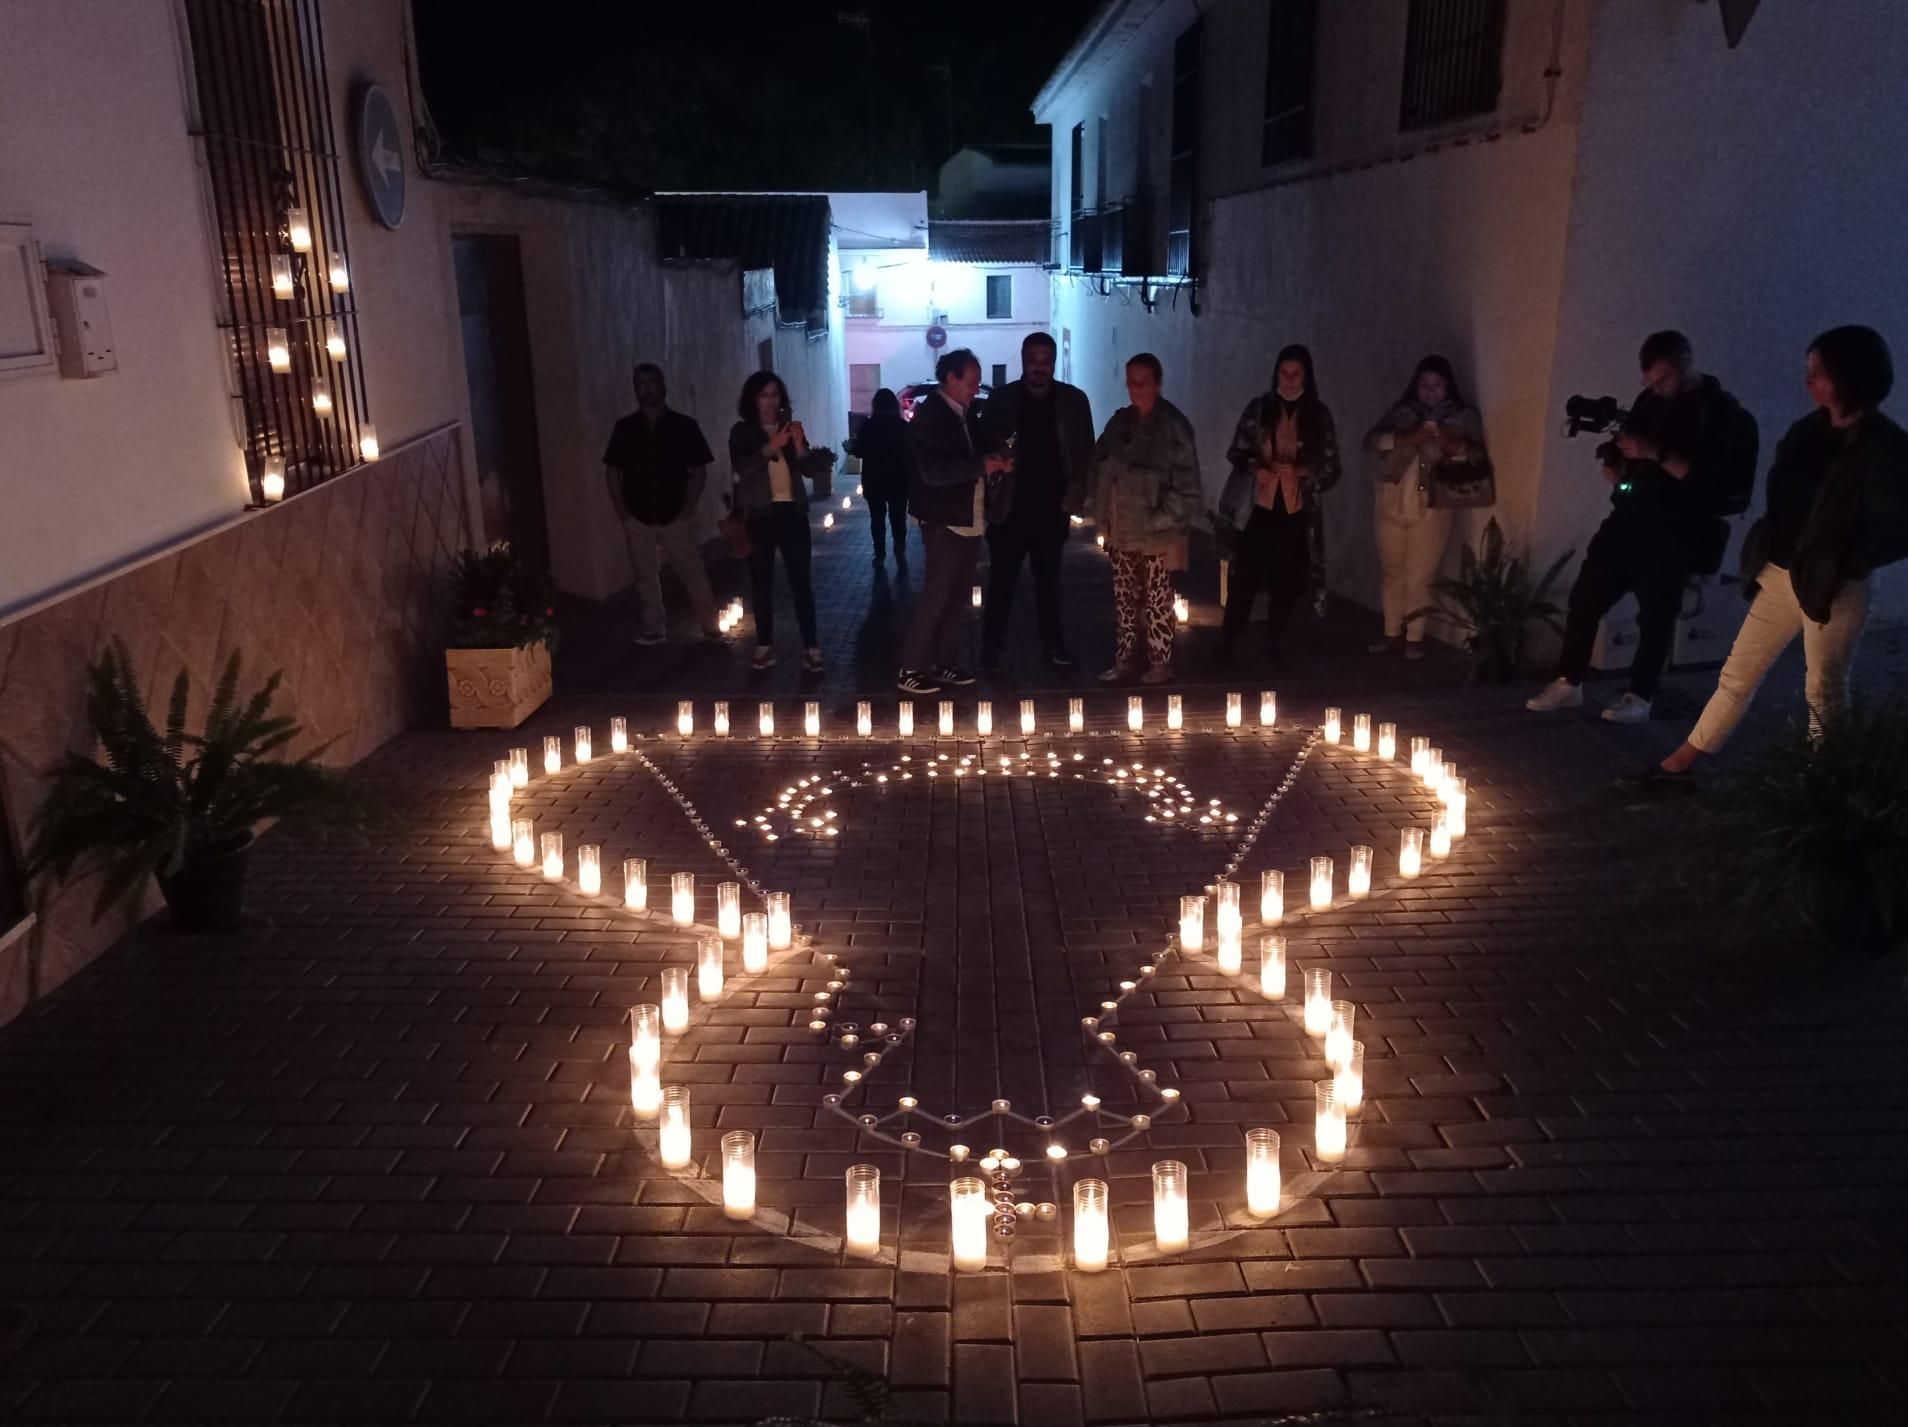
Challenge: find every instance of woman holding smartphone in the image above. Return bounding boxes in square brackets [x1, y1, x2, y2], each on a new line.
[729, 370, 824, 672]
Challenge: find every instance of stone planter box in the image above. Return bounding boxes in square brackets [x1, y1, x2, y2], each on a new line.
[446, 643, 552, 729]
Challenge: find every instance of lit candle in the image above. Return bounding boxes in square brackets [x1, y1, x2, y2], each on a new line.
[660, 967, 690, 1034]
[286, 206, 312, 251]
[1167, 694, 1183, 731]
[1179, 895, 1206, 952]
[260, 456, 285, 503]
[1309, 855, 1333, 911]
[938, 701, 954, 736]
[1399, 828, 1424, 878]
[1152, 1159, 1189, 1252]
[1245, 1127, 1280, 1218]
[698, 935, 724, 1001]
[1440, 760, 1459, 799]
[1376, 722, 1396, 760]
[359, 423, 379, 464]
[758, 702, 775, 737]
[577, 844, 601, 896]
[324, 318, 346, 361]
[1128, 696, 1143, 732]
[717, 882, 741, 940]
[844, 1164, 882, 1257]
[1260, 691, 1277, 727]
[1447, 779, 1468, 838]
[1215, 880, 1242, 941]
[975, 700, 992, 737]
[804, 702, 821, 737]
[310, 374, 332, 414]
[1323, 707, 1342, 744]
[266, 326, 290, 372]
[623, 857, 647, 911]
[742, 912, 768, 973]
[658, 1085, 692, 1169]
[1409, 736, 1430, 777]
[327, 252, 349, 292]
[1335, 1040, 1365, 1114]
[1348, 845, 1372, 899]
[1069, 698, 1084, 733]
[1260, 869, 1284, 926]
[1096, 533, 1106, 549]
[574, 725, 592, 763]
[1315, 1080, 1346, 1163]
[1072, 1177, 1109, 1272]
[1423, 747, 1443, 788]
[1302, 966, 1333, 1037]
[1173, 593, 1190, 624]
[543, 736, 562, 775]
[1352, 713, 1371, 753]
[271, 254, 294, 298]
[1259, 935, 1286, 1000]
[767, 892, 792, 950]
[950, 1176, 989, 1271]
[722, 1130, 755, 1219]
[671, 872, 695, 927]
[898, 702, 915, 736]
[511, 818, 535, 868]
[971, 585, 982, 608]
[1429, 812, 1451, 859]
[629, 1004, 661, 1118]
[714, 701, 731, 737]
[1216, 925, 1242, 976]
[1226, 692, 1243, 728]
[823, 513, 834, 529]
[857, 701, 873, 737]
[677, 701, 693, 737]
[488, 781, 512, 851]
[1325, 1000, 1356, 1070]
[1019, 699, 1035, 735]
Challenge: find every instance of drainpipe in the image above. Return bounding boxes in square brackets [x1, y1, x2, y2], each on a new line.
[1521, 0, 1569, 136]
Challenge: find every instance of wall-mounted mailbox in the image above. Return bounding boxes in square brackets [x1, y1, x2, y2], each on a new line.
[44, 257, 116, 378]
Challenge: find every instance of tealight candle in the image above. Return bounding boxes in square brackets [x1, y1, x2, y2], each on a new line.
[677, 701, 693, 737]
[742, 912, 768, 973]
[1072, 1178, 1109, 1272]
[1226, 691, 1243, 727]
[1447, 779, 1468, 838]
[1348, 845, 1373, 898]
[1302, 966, 1333, 1037]
[857, 701, 873, 737]
[971, 584, 982, 608]
[717, 882, 741, 939]
[1429, 813, 1452, 859]
[1323, 707, 1342, 743]
[722, 1130, 756, 1219]
[1325, 1000, 1356, 1070]
[1309, 855, 1334, 911]
[1376, 722, 1396, 760]
[623, 857, 647, 911]
[714, 701, 731, 737]
[804, 702, 821, 737]
[938, 701, 954, 736]
[1245, 1127, 1281, 1218]
[1152, 1159, 1189, 1252]
[629, 1005, 661, 1118]
[950, 1176, 989, 1271]
[1020, 699, 1035, 735]
[1260, 691, 1277, 727]
[1260, 869, 1284, 925]
[1069, 697, 1084, 733]
[975, 700, 992, 737]
[577, 844, 601, 896]
[1179, 895, 1206, 952]
[843, 1164, 882, 1257]
[823, 513, 834, 529]
[671, 872, 695, 927]
[1314, 1081, 1346, 1163]
[511, 818, 535, 868]
[767, 891, 792, 949]
[508, 748, 529, 788]
[659, 967, 691, 1033]
[610, 716, 628, 753]
[1216, 925, 1242, 976]
[1399, 828, 1424, 878]
[543, 736, 562, 775]
[1352, 713, 1371, 753]
[658, 1085, 692, 1169]
[758, 702, 775, 736]
[574, 725, 592, 763]
[1259, 935, 1287, 1000]
[698, 936, 724, 1001]
[1409, 736, 1430, 776]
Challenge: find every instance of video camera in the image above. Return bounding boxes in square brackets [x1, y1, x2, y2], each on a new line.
[1563, 395, 1632, 471]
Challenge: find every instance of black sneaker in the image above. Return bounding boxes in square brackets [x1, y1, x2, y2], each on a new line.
[935, 665, 977, 687]
[1615, 763, 1697, 794]
[897, 670, 941, 695]
[1045, 645, 1078, 669]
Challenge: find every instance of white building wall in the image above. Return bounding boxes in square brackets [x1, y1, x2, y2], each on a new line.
[844, 254, 1051, 400]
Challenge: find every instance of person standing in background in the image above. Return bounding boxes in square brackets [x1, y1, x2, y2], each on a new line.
[728, 370, 825, 673]
[851, 388, 911, 569]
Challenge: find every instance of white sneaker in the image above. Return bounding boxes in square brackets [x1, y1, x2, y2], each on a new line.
[1525, 678, 1583, 713]
[1601, 692, 1653, 724]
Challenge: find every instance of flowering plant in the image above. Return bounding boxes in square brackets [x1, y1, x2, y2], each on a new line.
[447, 543, 558, 650]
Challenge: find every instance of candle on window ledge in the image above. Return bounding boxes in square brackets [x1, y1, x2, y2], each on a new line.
[1152, 1159, 1189, 1252]
[1302, 966, 1333, 1037]
[324, 318, 346, 361]
[266, 326, 290, 372]
[310, 374, 333, 415]
[1335, 1040, 1366, 1114]
[1409, 736, 1430, 777]
[1322, 707, 1342, 744]
[844, 1164, 882, 1257]
[1245, 1127, 1281, 1218]
[676, 701, 693, 737]
[358, 425, 379, 462]
[660, 967, 690, 1034]
[1020, 699, 1036, 735]
[577, 844, 601, 896]
[1072, 1177, 1110, 1272]
[1309, 855, 1334, 911]
[804, 701, 821, 737]
[721, 1130, 756, 1219]
[742, 912, 769, 973]
[697, 935, 725, 1002]
[1167, 694, 1183, 731]
[857, 701, 873, 737]
[1399, 828, 1424, 879]
[286, 206, 312, 251]
[671, 872, 696, 927]
[758, 702, 775, 737]
[629, 1004, 661, 1118]
[1352, 713, 1371, 753]
[1215, 880, 1242, 941]
[511, 818, 535, 868]
[1216, 925, 1242, 976]
[260, 455, 286, 503]
[1069, 697, 1085, 733]
[327, 252, 349, 292]
[1260, 690, 1277, 727]
[658, 1085, 692, 1169]
[1128, 695, 1143, 732]
[1447, 778, 1468, 838]
[950, 1176, 989, 1271]
[767, 892, 792, 950]
[623, 857, 647, 912]
[971, 584, 982, 609]
[1314, 1080, 1347, 1163]
[542, 736, 562, 775]
[713, 701, 731, 737]
[270, 254, 294, 298]
[716, 882, 741, 940]
[1260, 869, 1284, 926]
[1348, 845, 1373, 899]
[1376, 721, 1396, 761]
[938, 700, 954, 736]
[975, 700, 992, 737]
[1325, 1000, 1356, 1070]
[898, 702, 915, 736]
[1179, 895, 1206, 952]
[1429, 812, 1452, 860]
[1226, 691, 1243, 728]
[1260, 934, 1287, 1000]
[574, 725, 592, 763]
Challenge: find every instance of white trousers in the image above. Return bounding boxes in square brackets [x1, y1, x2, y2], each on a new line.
[1374, 501, 1454, 641]
[1688, 564, 1870, 753]
[623, 516, 717, 639]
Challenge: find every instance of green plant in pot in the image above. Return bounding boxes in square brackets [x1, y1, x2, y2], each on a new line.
[1408, 518, 1573, 682]
[1687, 693, 1908, 956]
[26, 641, 369, 934]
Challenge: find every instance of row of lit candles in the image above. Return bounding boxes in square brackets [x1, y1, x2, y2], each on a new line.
[643, 694, 1286, 740]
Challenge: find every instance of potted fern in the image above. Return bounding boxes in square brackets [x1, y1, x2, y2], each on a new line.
[445, 543, 556, 729]
[1409, 518, 1574, 682]
[26, 642, 368, 933]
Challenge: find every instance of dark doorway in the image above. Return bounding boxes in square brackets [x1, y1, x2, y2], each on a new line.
[454, 234, 550, 569]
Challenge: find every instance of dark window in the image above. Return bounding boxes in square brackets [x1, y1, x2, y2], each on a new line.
[985, 275, 1013, 320]
[1166, 22, 1202, 277]
[991, 363, 1007, 390]
[1069, 122, 1085, 214]
[1399, 0, 1507, 132]
[181, 0, 371, 507]
[1262, 0, 1319, 166]
[847, 287, 879, 317]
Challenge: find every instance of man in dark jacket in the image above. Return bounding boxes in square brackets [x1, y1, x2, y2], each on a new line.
[602, 363, 720, 646]
[897, 349, 1014, 696]
[1528, 331, 1758, 723]
[976, 332, 1095, 670]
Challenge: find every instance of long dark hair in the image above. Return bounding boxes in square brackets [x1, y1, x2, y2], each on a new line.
[738, 370, 790, 423]
[1398, 354, 1466, 411]
[870, 387, 900, 419]
[1272, 343, 1321, 406]
[1810, 324, 1894, 412]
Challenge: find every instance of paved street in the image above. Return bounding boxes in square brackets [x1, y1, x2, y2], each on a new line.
[3, 510, 1906, 1426]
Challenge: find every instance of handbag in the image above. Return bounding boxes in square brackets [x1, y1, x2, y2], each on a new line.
[1430, 449, 1496, 509]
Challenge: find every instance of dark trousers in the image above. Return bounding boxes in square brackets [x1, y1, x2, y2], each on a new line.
[866, 484, 907, 561]
[1556, 516, 1688, 698]
[982, 512, 1067, 656]
[1221, 505, 1309, 651]
[900, 523, 980, 672]
[745, 503, 818, 649]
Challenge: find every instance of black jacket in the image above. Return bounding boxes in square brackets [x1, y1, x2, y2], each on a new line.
[976, 379, 1095, 516]
[1614, 375, 1759, 523]
[850, 411, 912, 496]
[907, 390, 986, 527]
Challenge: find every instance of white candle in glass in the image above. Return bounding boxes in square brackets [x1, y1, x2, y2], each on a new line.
[1260, 935, 1287, 1000]
[1348, 845, 1373, 899]
[1152, 1159, 1189, 1252]
[1409, 736, 1429, 777]
[1167, 694, 1183, 730]
[610, 716, 628, 753]
[975, 700, 992, 737]
[1020, 699, 1035, 735]
[938, 701, 954, 736]
[1335, 1040, 1365, 1114]
[574, 725, 592, 763]
[1127, 695, 1143, 731]
[1429, 813, 1451, 859]
[857, 701, 873, 737]
[1245, 1128, 1280, 1218]
[671, 872, 695, 927]
[1399, 828, 1424, 878]
[758, 702, 775, 736]
[543, 736, 562, 775]
[742, 912, 768, 973]
[950, 1176, 989, 1271]
[623, 858, 647, 911]
[717, 882, 741, 940]
[698, 936, 724, 1001]
[1440, 760, 1459, 800]
[677, 701, 694, 737]
[1173, 593, 1190, 624]
[1179, 895, 1206, 952]
[1309, 855, 1333, 911]
[1216, 925, 1242, 976]
[660, 967, 690, 1034]
[488, 779, 512, 850]
[722, 1130, 756, 1219]
[1260, 691, 1277, 727]
[1447, 780, 1468, 838]
[1376, 722, 1396, 761]
[1323, 707, 1342, 744]
[1325, 1000, 1356, 1070]
[843, 1165, 881, 1257]
[512, 818, 536, 867]
[1314, 1081, 1346, 1163]
[658, 1085, 692, 1169]
[1260, 869, 1284, 926]
[804, 702, 821, 737]
[1215, 880, 1242, 940]
[508, 747, 529, 787]
[1352, 713, 1371, 753]
[1423, 747, 1443, 788]
[1072, 1178, 1109, 1272]
[1302, 966, 1333, 1037]
[714, 701, 731, 737]
[629, 1005, 661, 1118]
[767, 892, 792, 950]
[971, 584, 982, 608]
[577, 844, 602, 896]
[1226, 691, 1243, 728]
[1068, 697, 1084, 733]
[898, 701, 915, 736]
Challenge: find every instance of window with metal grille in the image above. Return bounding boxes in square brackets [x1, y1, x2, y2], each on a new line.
[1399, 0, 1507, 132]
[991, 363, 1007, 390]
[1262, 0, 1319, 166]
[1166, 22, 1202, 277]
[985, 275, 1013, 320]
[181, 0, 371, 507]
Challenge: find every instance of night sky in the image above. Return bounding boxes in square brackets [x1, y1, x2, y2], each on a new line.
[412, 0, 1102, 194]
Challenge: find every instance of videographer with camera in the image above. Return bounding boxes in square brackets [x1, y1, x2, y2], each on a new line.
[1527, 330, 1758, 722]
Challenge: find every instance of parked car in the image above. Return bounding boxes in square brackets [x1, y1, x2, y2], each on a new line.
[898, 379, 991, 422]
